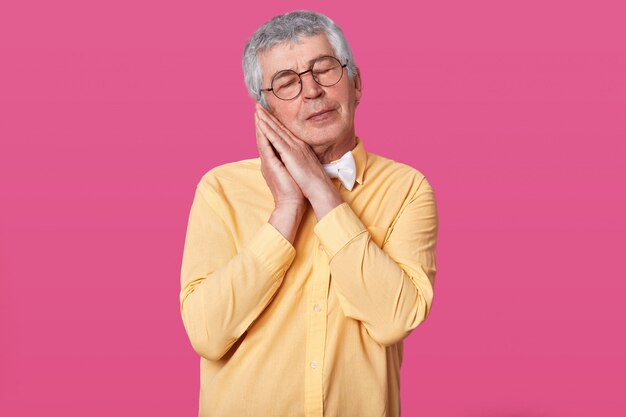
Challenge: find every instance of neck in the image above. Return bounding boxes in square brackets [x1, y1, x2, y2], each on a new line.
[313, 134, 357, 164]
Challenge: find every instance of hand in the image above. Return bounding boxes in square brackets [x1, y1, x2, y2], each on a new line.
[255, 103, 343, 219]
[255, 104, 334, 199]
[255, 109, 306, 210]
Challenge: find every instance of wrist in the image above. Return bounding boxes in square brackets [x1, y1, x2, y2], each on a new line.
[274, 200, 307, 216]
[309, 188, 343, 221]
[269, 202, 307, 245]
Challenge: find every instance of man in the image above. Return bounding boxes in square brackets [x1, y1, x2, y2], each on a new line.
[180, 10, 438, 417]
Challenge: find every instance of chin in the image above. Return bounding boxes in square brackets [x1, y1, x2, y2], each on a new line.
[305, 125, 346, 145]
[302, 133, 335, 147]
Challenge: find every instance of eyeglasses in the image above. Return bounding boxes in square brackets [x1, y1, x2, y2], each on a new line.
[260, 55, 348, 101]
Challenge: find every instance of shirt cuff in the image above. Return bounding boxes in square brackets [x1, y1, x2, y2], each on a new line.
[248, 222, 297, 277]
[313, 202, 367, 259]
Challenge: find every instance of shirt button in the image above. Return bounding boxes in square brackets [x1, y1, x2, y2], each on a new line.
[313, 304, 322, 313]
[310, 360, 318, 369]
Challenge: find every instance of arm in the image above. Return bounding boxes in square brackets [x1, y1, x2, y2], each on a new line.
[314, 176, 439, 347]
[180, 108, 308, 361]
[179, 183, 298, 361]
[254, 104, 439, 345]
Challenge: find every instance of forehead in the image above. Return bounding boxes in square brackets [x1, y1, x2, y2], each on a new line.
[258, 33, 336, 81]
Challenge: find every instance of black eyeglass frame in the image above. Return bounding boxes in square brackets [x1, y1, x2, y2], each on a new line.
[259, 55, 349, 101]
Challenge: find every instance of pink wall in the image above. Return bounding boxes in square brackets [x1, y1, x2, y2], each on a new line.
[1, 1, 624, 416]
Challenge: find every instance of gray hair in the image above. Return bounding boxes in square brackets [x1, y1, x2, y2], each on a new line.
[242, 10, 358, 109]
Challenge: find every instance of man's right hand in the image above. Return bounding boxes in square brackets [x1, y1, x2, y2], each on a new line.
[256, 111, 307, 244]
[255, 112, 306, 208]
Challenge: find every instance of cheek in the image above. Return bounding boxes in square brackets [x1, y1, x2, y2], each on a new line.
[281, 115, 301, 130]
[280, 110, 299, 126]
[281, 116, 306, 136]
[272, 109, 297, 128]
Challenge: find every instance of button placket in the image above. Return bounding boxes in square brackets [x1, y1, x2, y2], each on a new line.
[304, 239, 330, 417]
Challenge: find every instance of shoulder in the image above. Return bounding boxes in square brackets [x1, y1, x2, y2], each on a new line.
[365, 151, 433, 196]
[195, 157, 262, 200]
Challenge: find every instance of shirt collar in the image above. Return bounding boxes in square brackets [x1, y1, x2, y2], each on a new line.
[351, 136, 367, 186]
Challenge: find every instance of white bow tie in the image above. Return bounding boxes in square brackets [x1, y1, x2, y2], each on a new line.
[322, 150, 356, 191]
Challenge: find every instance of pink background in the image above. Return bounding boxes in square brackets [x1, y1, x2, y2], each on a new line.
[1, 1, 624, 416]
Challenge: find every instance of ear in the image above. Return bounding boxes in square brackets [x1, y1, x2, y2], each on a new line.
[353, 66, 362, 104]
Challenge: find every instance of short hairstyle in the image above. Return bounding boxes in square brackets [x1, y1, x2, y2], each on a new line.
[242, 10, 358, 109]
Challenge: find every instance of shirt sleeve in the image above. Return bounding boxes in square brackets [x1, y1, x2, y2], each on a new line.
[313, 176, 438, 347]
[179, 182, 296, 361]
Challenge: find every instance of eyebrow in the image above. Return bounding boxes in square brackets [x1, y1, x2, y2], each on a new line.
[270, 54, 330, 79]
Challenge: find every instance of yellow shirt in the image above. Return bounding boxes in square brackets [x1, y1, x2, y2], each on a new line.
[180, 136, 438, 417]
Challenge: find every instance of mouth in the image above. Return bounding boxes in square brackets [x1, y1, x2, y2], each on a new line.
[307, 109, 336, 121]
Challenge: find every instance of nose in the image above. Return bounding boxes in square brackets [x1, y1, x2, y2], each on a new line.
[300, 71, 324, 100]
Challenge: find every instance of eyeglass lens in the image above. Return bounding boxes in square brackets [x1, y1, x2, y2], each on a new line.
[271, 56, 344, 100]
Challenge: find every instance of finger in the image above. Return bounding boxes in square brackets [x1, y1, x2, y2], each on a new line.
[255, 114, 271, 156]
[256, 108, 290, 138]
[256, 118, 284, 166]
[256, 107, 301, 145]
[258, 118, 290, 155]
[257, 113, 317, 165]
[255, 114, 269, 157]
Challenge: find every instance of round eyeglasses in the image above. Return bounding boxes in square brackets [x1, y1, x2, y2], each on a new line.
[260, 55, 348, 101]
